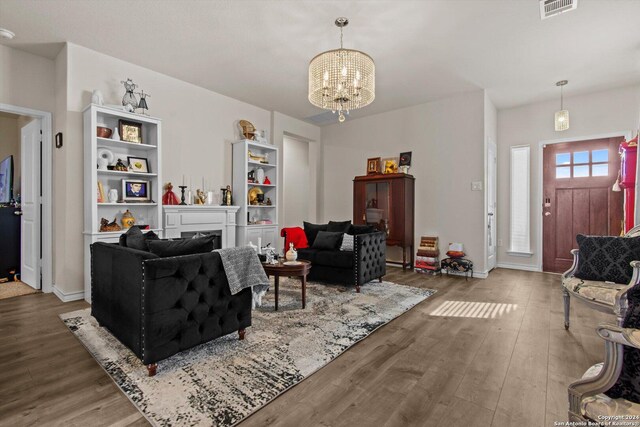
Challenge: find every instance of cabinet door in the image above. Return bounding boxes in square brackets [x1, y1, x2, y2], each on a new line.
[364, 181, 391, 235]
[246, 228, 262, 246]
[262, 227, 277, 248]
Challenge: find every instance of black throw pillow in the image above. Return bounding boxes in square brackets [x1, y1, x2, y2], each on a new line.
[312, 231, 344, 250]
[303, 221, 328, 246]
[121, 227, 160, 251]
[575, 234, 640, 284]
[327, 220, 351, 233]
[148, 235, 215, 257]
[349, 224, 375, 235]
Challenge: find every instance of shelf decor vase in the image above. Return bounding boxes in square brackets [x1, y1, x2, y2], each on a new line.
[121, 209, 136, 228]
[256, 167, 265, 184]
[286, 242, 298, 262]
[108, 189, 118, 203]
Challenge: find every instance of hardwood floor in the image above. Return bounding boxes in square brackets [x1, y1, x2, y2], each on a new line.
[0, 268, 610, 426]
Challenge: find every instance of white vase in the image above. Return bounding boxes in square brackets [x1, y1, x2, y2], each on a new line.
[96, 148, 114, 170]
[256, 168, 265, 184]
[112, 127, 121, 141]
[108, 189, 118, 203]
[286, 243, 297, 262]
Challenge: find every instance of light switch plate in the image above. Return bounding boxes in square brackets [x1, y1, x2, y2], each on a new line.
[471, 181, 483, 191]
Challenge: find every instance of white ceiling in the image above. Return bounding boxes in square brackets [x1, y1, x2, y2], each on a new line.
[1, 0, 640, 124]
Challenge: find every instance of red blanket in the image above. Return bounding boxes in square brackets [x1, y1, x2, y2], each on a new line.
[281, 227, 309, 251]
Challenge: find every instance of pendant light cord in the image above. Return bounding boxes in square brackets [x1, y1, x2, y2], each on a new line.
[560, 85, 564, 110]
[340, 26, 343, 49]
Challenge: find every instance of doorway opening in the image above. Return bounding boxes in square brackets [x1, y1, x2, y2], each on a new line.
[282, 136, 312, 228]
[0, 103, 52, 297]
[542, 136, 625, 273]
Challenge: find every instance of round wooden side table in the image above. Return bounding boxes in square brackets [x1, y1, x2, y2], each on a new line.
[262, 260, 312, 311]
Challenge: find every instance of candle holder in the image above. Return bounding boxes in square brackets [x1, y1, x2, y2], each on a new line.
[179, 185, 187, 205]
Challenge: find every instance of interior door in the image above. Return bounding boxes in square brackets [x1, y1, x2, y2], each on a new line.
[542, 137, 623, 273]
[20, 119, 41, 289]
[487, 141, 497, 271]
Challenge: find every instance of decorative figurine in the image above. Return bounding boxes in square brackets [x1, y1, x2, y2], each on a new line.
[114, 158, 127, 171]
[195, 189, 206, 205]
[286, 242, 298, 262]
[224, 185, 232, 206]
[254, 130, 268, 144]
[97, 148, 114, 171]
[266, 197, 272, 206]
[256, 167, 265, 184]
[121, 210, 136, 228]
[108, 189, 119, 203]
[248, 170, 255, 183]
[162, 182, 180, 205]
[100, 217, 122, 232]
[120, 78, 139, 112]
[263, 176, 271, 185]
[91, 90, 104, 106]
[136, 90, 150, 115]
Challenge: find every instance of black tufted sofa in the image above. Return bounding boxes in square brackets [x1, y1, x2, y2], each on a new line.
[90, 242, 252, 376]
[296, 231, 387, 292]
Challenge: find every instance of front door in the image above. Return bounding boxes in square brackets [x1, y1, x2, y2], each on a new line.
[542, 137, 624, 273]
[20, 119, 41, 289]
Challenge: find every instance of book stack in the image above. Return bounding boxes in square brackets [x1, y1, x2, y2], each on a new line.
[415, 236, 440, 274]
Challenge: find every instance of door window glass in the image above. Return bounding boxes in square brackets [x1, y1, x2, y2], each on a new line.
[573, 165, 589, 178]
[556, 166, 571, 179]
[592, 163, 609, 177]
[556, 153, 570, 165]
[592, 149, 608, 163]
[573, 151, 589, 164]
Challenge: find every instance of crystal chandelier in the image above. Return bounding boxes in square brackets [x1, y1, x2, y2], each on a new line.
[308, 17, 375, 123]
[555, 80, 569, 132]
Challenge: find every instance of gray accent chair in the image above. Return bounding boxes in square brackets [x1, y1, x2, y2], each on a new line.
[568, 324, 640, 421]
[562, 225, 640, 329]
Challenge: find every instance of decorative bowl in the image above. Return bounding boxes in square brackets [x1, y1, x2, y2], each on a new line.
[97, 126, 112, 138]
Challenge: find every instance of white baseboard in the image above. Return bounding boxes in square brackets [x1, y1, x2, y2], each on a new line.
[496, 262, 542, 272]
[442, 269, 488, 279]
[52, 285, 85, 302]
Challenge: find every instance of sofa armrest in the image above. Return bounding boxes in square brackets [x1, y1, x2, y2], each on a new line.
[562, 249, 580, 280]
[90, 242, 159, 359]
[613, 260, 640, 318]
[354, 231, 386, 287]
[140, 251, 252, 364]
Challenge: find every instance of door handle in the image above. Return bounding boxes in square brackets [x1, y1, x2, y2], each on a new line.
[488, 212, 494, 216]
[544, 212, 551, 216]
[14, 211, 23, 216]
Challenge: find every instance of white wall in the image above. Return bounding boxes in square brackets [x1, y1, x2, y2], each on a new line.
[283, 136, 311, 227]
[496, 84, 640, 270]
[321, 90, 488, 273]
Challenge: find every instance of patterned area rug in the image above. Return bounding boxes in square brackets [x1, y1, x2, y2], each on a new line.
[61, 279, 435, 426]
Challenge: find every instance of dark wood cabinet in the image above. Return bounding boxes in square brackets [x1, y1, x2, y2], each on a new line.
[353, 173, 415, 269]
[0, 206, 20, 281]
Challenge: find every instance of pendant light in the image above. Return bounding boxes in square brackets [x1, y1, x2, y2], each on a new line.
[308, 17, 375, 123]
[555, 80, 569, 132]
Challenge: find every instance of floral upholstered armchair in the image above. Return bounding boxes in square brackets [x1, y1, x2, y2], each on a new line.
[562, 225, 640, 330]
[568, 283, 640, 421]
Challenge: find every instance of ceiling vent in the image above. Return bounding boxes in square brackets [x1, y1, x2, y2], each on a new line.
[540, 0, 578, 20]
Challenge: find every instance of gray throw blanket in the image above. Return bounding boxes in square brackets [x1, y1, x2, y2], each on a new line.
[215, 246, 269, 308]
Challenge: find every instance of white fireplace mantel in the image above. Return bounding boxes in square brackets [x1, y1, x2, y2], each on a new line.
[163, 205, 240, 248]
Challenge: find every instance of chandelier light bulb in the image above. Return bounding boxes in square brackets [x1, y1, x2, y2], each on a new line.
[339, 113, 346, 123]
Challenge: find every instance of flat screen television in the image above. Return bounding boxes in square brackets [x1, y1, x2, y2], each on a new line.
[0, 155, 14, 203]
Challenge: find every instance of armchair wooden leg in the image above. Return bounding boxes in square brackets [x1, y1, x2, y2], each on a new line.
[147, 363, 157, 377]
[379, 277, 382, 283]
[563, 288, 571, 330]
[238, 328, 246, 340]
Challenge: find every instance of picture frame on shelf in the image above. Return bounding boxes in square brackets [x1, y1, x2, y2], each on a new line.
[122, 179, 151, 202]
[127, 156, 149, 173]
[399, 152, 412, 167]
[382, 157, 399, 174]
[118, 119, 143, 143]
[367, 157, 381, 175]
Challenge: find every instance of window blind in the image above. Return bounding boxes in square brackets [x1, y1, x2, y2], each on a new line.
[510, 146, 531, 254]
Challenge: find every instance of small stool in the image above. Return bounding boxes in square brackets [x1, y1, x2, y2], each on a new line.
[440, 258, 474, 280]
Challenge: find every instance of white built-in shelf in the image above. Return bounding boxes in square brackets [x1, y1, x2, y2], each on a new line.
[97, 137, 157, 151]
[97, 170, 158, 177]
[98, 202, 158, 206]
[247, 183, 276, 187]
[248, 160, 276, 168]
[247, 141, 277, 151]
[247, 223, 277, 227]
[247, 205, 275, 208]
